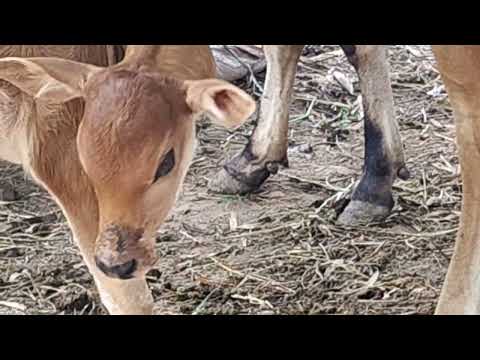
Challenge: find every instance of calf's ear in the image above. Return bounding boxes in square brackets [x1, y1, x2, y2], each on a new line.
[184, 78, 256, 129]
[0, 57, 101, 103]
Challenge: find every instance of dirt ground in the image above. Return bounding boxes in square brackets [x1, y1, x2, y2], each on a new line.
[0, 45, 460, 315]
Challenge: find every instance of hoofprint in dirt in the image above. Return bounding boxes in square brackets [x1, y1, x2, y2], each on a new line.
[0, 45, 459, 315]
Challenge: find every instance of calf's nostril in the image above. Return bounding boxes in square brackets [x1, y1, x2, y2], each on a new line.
[95, 257, 137, 280]
[112, 259, 137, 279]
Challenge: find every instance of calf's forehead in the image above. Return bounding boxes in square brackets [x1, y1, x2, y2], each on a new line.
[78, 70, 191, 181]
[83, 70, 186, 136]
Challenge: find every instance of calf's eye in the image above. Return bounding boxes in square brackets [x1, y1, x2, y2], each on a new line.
[153, 149, 175, 182]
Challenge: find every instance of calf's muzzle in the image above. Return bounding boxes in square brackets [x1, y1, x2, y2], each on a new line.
[94, 223, 157, 280]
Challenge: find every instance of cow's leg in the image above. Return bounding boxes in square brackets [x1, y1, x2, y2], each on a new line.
[433, 45, 480, 315]
[337, 45, 409, 225]
[209, 45, 304, 194]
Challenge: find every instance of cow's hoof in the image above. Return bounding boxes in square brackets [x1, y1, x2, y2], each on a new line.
[336, 200, 392, 226]
[208, 167, 259, 195]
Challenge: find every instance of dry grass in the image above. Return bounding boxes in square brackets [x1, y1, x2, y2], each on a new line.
[0, 45, 459, 315]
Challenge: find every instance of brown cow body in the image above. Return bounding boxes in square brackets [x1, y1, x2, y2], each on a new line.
[0, 45, 255, 314]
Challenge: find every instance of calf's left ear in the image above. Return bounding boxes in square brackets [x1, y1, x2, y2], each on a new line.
[0, 57, 101, 103]
[184, 79, 256, 129]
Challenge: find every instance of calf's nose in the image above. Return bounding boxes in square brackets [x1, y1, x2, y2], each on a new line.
[95, 257, 137, 280]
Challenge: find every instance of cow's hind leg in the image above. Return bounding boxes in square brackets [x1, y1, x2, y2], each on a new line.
[433, 45, 480, 314]
[209, 45, 304, 194]
[337, 45, 409, 225]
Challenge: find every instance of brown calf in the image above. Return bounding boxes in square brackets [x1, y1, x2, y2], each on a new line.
[210, 45, 409, 225]
[0, 45, 255, 314]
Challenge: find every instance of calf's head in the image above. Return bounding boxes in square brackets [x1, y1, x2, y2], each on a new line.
[0, 57, 255, 280]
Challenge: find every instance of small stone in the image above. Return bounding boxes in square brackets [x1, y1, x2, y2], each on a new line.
[397, 166, 411, 181]
[0, 187, 19, 202]
[265, 162, 280, 175]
